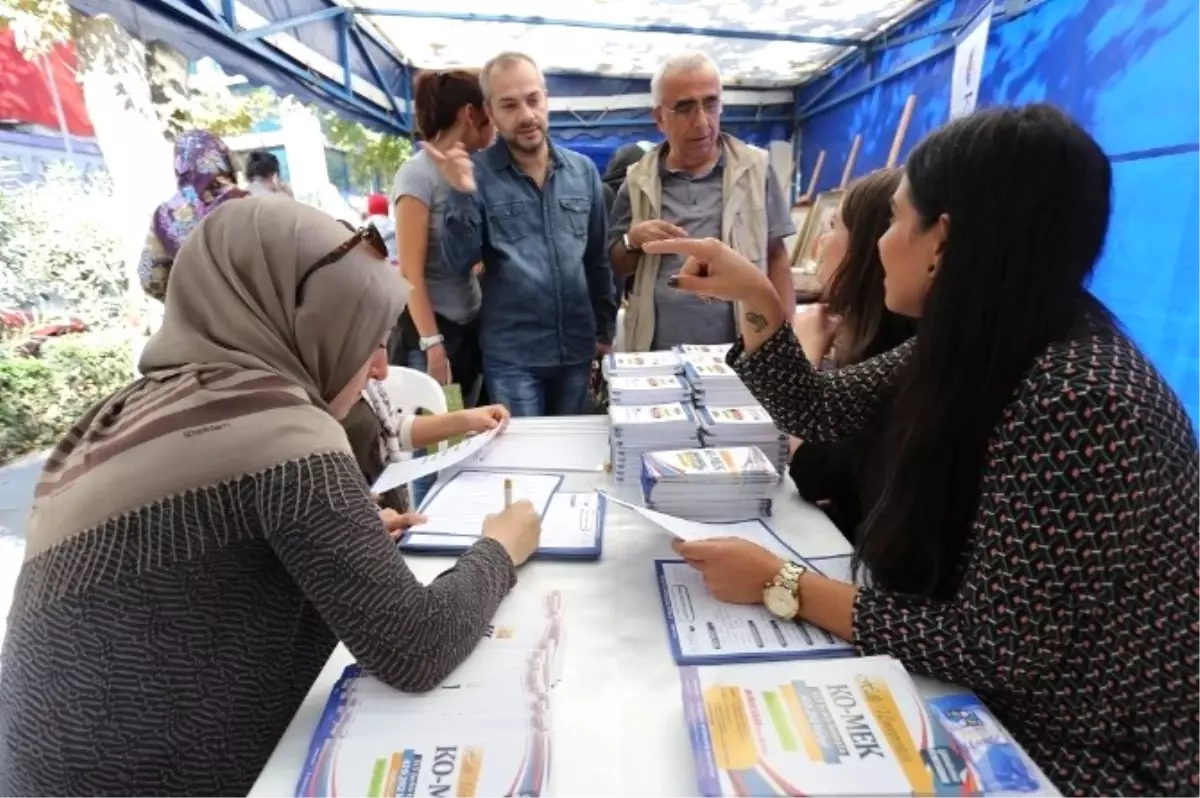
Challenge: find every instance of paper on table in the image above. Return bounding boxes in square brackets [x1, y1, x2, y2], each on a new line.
[409, 471, 561, 537]
[404, 492, 601, 554]
[600, 491, 799, 560]
[540, 491, 601, 550]
[460, 428, 608, 472]
[656, 560, 852, 664]
[370, 426, 501, 494]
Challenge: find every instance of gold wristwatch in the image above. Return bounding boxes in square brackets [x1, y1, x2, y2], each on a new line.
[763, 561, 807, 619]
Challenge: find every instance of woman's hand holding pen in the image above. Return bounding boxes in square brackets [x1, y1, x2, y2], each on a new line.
[484, 500, 541, 566]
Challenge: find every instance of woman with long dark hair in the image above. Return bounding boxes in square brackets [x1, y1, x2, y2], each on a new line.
[648, 105, 1198, 795]
[788, 168, 914, 538]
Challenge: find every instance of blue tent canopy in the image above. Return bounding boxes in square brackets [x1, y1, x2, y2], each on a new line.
[69, 0, 930, 148]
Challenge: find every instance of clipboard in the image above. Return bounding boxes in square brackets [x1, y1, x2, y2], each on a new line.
[654, 544, 857, 666]
[400, 491, 605, 561]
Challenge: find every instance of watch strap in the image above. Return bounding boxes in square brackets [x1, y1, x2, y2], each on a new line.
[418, 334, 444, 351]
[772, 562, 806, 597]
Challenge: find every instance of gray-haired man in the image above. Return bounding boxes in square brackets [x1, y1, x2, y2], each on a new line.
[608, 51, 796, 352]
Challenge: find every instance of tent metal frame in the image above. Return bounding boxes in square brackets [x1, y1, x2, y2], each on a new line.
[84, 0, 1049, 139]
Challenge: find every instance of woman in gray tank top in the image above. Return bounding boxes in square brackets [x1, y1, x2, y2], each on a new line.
[390, 69, 495, 407]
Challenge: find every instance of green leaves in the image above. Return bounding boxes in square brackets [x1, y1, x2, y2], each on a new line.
[0, 333, 130, 463]
[0, 0, 71, 59]
[322, 112, 413, 187]
[0, 163, 128, 333]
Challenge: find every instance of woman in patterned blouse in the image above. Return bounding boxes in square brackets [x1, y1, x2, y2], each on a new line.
[648, 105, 1198, 795]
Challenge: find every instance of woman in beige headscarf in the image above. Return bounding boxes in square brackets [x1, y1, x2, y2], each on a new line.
[0, 197, 541, 797]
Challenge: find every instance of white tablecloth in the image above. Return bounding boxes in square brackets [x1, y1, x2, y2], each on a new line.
[249, 417, 1052, 797]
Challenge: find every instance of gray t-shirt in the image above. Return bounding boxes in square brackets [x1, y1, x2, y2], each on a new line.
[392, 151, 482, 324]
[608, 152, 795, 350]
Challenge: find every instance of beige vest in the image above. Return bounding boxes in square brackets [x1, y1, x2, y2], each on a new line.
[623, 134, 769, 352]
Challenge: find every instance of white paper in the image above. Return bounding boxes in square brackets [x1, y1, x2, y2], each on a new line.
[405, 492, 600, 553]
[459, 428, 608, 472]
[540, 492, 601, 550]
[658, 561, 852, 660]
[370, 426, 501, 494]
[410, 471, 561, 537]
[600, 492, 799, 560]
[950, 4, 992, 120]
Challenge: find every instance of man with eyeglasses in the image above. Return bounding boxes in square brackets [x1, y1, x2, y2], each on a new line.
[608, 51, 796, 352]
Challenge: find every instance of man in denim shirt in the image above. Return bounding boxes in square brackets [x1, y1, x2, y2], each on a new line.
[427, 52, 617, 417]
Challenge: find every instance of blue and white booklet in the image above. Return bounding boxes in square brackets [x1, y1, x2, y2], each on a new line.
[655, 554, 856, 666]
[296, 591, 563, 797]
[680, 655, 1056, 796]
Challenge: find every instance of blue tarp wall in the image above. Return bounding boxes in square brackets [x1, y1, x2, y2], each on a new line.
[796, 0, 1200, 428]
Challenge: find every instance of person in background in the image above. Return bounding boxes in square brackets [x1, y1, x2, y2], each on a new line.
[608, 51, 795, 352]
[244, 150, 289, 197]
[601, 143, 651, 301]
[649, 105, 1198, 795]
[343, 378, 511, 517]
[429, 52, 617, 417]
[787, 168, 915, 539]
[137, 129, 246, 302]
[0, 197, 541, 796]
[601, 143, 651, 217]
[364, 192, 398, 262]
[392, 69, 495, 404]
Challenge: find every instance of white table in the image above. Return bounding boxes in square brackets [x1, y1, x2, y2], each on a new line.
[249, 417, 1051, 797]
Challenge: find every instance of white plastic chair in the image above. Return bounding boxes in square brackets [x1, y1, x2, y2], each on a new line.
[370, 367, 448, 450]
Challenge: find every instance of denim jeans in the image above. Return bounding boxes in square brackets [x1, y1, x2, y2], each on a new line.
[484, 359, 592, 418]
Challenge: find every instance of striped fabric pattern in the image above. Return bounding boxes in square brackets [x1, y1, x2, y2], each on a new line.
[0, 451, 516, 796]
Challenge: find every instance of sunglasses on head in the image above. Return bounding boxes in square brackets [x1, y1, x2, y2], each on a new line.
[296, 220, 388, 303]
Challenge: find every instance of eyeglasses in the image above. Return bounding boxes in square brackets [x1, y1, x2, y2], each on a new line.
[666, 97, 722, 120]
[296, 221, 388, 304]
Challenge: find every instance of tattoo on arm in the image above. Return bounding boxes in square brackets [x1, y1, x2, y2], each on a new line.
[745, 311, 768, 333]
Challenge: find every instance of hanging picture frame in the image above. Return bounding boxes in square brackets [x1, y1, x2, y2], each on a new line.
[792, 188, 843, 271]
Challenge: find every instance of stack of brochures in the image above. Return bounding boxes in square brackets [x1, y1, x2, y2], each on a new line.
[641, 446, 777, 521]
[683, 360, 757, 406]
[609, 403, 701, 486]
[680, 655, 1051, 797]
[296, 590, 563, 798]
[607, 374, 693, 406]
[673, 343, 733, 360]
[601, 351, 681, 380]
[698, 405, 790, 474]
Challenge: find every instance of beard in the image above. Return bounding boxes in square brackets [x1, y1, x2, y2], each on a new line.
[504, 120, 548, 153]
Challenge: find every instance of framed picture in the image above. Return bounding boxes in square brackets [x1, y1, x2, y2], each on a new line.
[791, 189, 843, 271]
[785, 201, 812, 266]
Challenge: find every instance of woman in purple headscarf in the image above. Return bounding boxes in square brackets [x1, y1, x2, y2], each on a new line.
[137, 130, 248, 301]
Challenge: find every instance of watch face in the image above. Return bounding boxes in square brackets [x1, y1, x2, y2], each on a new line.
[764, 586, 799, 618]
